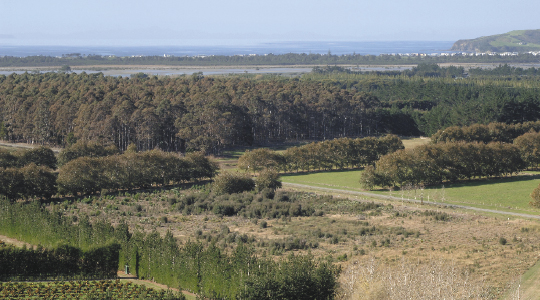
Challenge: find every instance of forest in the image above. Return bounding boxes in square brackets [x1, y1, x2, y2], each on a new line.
[1, 64, 540, 155]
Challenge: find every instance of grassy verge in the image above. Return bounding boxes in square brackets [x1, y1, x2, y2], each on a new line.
[513, 257, 540, 300]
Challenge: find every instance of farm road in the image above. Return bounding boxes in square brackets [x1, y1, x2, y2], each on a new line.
[0, 141, 60, 152]
[283, 182, 540, 220]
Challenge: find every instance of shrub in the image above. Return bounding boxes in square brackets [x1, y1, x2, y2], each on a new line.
[499, 237, 507, 245]
[0, 149, 18, 168]
[18, 146, 57, 169]
[19, 163, 57, 199]
[530, 184, 540, 207]
[274, 191, 290, 202]
[212, 171, 255, 195]
[255, 169, 282, 192]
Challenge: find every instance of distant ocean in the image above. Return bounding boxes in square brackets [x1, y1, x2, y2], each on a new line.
[0, 41, 456, 57]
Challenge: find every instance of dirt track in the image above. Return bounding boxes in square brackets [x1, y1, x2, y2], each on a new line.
[0, 141, 60, 153]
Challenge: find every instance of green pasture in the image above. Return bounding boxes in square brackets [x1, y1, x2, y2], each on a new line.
[281, 170, 540, 215]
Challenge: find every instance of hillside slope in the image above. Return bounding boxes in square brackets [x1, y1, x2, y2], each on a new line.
[451, 30, 540, 52]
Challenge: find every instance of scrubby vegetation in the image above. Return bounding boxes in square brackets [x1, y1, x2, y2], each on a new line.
[3, 65, 540, 299]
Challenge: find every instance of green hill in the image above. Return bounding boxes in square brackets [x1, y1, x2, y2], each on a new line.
[451, 30, 540, 52]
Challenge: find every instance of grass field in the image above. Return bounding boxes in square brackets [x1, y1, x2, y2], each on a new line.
[515, 258, 540, 299]
[282, 170, 540, 215]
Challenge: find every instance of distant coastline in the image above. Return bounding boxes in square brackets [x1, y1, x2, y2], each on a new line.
[2, 41, 539, 69]
[0, 41, 455, 57]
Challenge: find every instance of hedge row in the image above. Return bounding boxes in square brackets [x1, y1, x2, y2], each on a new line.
[238, 135, 404, 173]
[56, 150, 218, 196]
[361, 142, 526, 189]
[0, 163, 57, 200]
[0, 146, 57, 169]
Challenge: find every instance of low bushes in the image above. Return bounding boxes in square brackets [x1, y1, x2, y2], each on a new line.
[174, 191, 319, 219]
[212, 171, 255, 195]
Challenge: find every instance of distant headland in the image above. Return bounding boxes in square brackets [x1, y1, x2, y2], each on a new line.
[451, 30, 540, 52]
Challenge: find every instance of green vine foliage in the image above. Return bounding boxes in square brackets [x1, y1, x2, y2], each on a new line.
[0, 197, 339, 299]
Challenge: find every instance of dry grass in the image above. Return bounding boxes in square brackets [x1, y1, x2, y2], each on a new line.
[401, 136, 431, 149]
[53, 187, 540, 299]
[339, 257, 487, 300]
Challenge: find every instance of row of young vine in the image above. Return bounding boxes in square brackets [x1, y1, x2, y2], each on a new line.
[0, 197, 339, 299]
[0, 280, 185, 300]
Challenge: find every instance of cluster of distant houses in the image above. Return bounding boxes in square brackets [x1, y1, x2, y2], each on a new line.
[384, 51, 540, 57]
[53, 51, 540, 60]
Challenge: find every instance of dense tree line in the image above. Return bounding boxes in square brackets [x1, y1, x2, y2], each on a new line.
[367, 63, 540, 78]
[0, 72, 417, 154]
[431, 121, 540, 144]
[238, 135, 404, 173]
[1, 52, 540, 67]
[0, 197, 339, 299]
[0, 146, 58, 200]
[57, 150, 217, 196]
[0, 163, 57, 200]
[430, 122, 540, 169]
[514, 131, 540, 169]
[2, 71, 540, 153]
[0, 146, 218, 200]
[360, 142, 525, 189]
[468, 64, 540, 77]
[304, 72, 540, 136]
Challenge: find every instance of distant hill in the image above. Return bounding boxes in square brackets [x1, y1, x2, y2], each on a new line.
[451, 30, 540, 52]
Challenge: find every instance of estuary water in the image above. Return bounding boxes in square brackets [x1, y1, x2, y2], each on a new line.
[0, 41, 455, 57]
[0, 41, 453, 76]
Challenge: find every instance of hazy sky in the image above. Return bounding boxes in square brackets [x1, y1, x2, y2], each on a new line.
[1, 0, 539, 45]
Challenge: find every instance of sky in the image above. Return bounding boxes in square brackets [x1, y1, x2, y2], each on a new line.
[1, 0, 539, 46]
